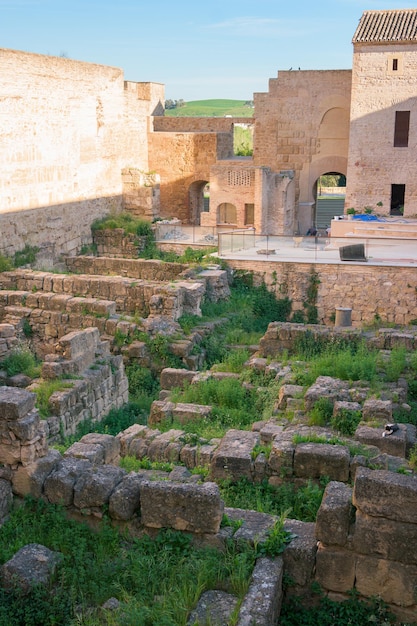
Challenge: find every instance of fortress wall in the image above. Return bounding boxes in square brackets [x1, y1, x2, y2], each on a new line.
[226, 259, 417, 326]
[345, 43, 417, 216]
[0, 49, 161, 260]
[153, 117, 252, 132]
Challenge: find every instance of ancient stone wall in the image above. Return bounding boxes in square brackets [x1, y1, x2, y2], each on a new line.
[345, 43, 417, 216]
[0, 324, 17, 361]
[316, 472, 417, 624]
[226, 259, 417, 326]
[0, 48, 163, 260]
[153, 117, 252, 133]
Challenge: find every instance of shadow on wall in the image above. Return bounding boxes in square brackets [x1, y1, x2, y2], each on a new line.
[0, 196, 123, 266]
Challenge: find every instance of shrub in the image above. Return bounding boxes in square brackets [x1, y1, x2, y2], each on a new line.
[331, 408, 361, 436]
[0, 348, 40, 378]
[0, 253, 13, 272]
[13, 244, 39, 268]
[309, 397, 333, 426]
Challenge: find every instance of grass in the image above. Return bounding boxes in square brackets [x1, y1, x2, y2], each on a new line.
[219, 478, 325, 523]
[280, 588, 396, 626]
[34, 379, 74, 418]
[0, 347, 41, 379]
[164, 99, 254, 118]
[0, 497, 256, 626]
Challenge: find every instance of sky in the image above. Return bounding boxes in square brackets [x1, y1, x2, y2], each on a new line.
[1, 0, 417, 102]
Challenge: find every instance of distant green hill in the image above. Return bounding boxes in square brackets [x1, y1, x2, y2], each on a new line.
[164, 99, 254, 118]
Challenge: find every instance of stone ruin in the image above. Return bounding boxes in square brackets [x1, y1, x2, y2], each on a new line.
[1, 345, 417, 623]
[0, 253, 417, 622]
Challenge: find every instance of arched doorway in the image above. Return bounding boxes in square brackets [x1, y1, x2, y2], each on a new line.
[313, 172, 346, 232]
[188, 180, 209, 225]
[217, 203, 237, 225]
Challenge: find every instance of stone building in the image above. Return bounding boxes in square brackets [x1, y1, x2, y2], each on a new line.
[1, 8, 417, 258]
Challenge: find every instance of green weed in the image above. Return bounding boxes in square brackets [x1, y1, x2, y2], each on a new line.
[219, 478, 324, 522]
[308, 397, 333, 426]
[0, 348, 40, 378]
[331, 408, 362, 437]
[34, 379, 74, 418]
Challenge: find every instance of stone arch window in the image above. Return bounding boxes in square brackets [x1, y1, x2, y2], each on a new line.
[217, 203, 237, 224]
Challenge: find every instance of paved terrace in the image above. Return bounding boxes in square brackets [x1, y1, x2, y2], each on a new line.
[217, 234, 417, 267]
[155, 224, 417, 267]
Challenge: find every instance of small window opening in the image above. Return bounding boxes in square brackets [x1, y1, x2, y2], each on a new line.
[392, 58, 398, 71]
[394, 111, 410, 147]
[390, 184, 405, 215]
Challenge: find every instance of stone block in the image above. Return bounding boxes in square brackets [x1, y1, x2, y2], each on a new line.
[268, 440, 295, 477]
[277, 384, 304, 410]
[1, 544, 63, 593]
[44, 457, 92, 506]
[12, 449, 62, 497]
[315, 544, 356, 593]
[79, 433, 120, 464]
[140, 480, 223, 534]
[171, 402, 212, 424]
[0, 439, 22, 465]
[352, 510, 417, 566]
[356, 555, 417, 607]
[73, 465, 126, 510]
[108, 472, 144, 521]
[315, 481, 353, 546]
[259, 422, 284, 444]
[148, 400, 174, 426]
[159, 368, 196, 390]
[237, 556, 283, 626]
[146, 429, 185, 462]
[64, 442, 105, 465]
[294, 443, 350, 482]
[0, 478, 13, 524]
[117, 424, 149, 456]
[304, 376, 350, 411]
[210, 429, 259, 482]
[8, 410, 40, 442]
[355, 424, 408, 458]
[0, 386, 36, 421]
[187, 590, 238, 626]
[362, 398, 392, 421]
[227, 508, 277, 545]
[57, 327, 100, 361]
[353, 467, 417, 523]
[283, 520, 317, 587]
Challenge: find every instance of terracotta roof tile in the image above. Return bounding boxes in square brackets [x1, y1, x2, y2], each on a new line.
[353, 9, 417, 43]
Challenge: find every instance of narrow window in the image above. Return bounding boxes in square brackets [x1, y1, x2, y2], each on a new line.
[392, 58, 398, 71]
[394, 111, 410, 147]
[390, 184, 405, 215]
[244, 203, 254, 225]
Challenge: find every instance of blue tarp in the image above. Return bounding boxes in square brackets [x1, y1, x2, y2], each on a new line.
[352, 214, 381, 221]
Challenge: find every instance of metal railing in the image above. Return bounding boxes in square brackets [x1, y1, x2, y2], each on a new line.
[155, 224, 217, 245]
[217, 230, 417, 265]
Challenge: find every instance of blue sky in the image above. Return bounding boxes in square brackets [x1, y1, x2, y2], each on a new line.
[1, 0, 416, 101]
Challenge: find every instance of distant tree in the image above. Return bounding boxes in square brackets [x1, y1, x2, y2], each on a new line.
[164, 99, 186, 110]
[319, 173, 346, 187]
[244, 100, 254, 107]
[165, 99, 176, 110]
